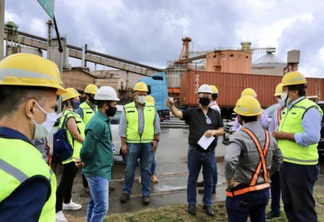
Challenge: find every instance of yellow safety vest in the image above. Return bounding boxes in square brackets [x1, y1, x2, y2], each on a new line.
[59, 110, 85, 164]
[80, 101, 96, 126]
[0, 138, 56, 221]
[278, 98, 323, 165]
[125, 101, 156, 143]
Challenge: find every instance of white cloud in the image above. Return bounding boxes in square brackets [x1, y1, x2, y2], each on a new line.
[3, 0, 324, 78]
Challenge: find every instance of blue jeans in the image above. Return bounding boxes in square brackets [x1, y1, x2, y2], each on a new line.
[123, 142, 152, 196]
[213, 137, 218, 190]
[151, 148, 157, 175]
[270, 171, 281, 215]
[139, 146, 157, 175]
[226, 188, 270, 222]
[213, 161, 218, 190]
[187, 146, 215, 207]
[280, 162, 319, 222]
[86, 176, 109, 222]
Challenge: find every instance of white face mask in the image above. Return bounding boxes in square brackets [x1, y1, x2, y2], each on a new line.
[33, 102, 57, 140]
[280, 92, 291, 105]
[137, 95, 147, 104]
[277, 98, 286, 107]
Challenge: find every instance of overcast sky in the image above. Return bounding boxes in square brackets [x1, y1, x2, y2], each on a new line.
[4, 0, 324, 77]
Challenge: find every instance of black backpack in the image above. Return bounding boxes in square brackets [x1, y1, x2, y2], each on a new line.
[53, 112, 73, 161]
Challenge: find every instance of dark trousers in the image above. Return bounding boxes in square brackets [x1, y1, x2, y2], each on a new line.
[82, 174, 89, 188]
[280, 162, 320, 222]
[187, 146, 215, 207]
[270, 171, 281, 214]
[56, 162, 78, 212]
[226, 188, 269, 222]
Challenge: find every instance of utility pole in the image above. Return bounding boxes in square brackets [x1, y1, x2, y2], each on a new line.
[0, 0, 5, 60]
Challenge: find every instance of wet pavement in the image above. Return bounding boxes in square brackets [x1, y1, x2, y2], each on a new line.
[55, 119, 324, 220]
[59, 125, 228, 219]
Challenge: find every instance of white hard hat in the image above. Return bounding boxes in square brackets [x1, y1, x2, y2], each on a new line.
[198, 84, 212, 94]
[94, 86, 120, 101]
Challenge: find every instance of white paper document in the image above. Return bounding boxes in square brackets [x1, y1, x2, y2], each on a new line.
[197, 135, 215, 150]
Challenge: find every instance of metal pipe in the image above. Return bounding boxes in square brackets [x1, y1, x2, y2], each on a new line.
[46, 20, 53, 46]
[53, 16, 63, 113]
[87, 49, 163, 72]
[16, 30, 164, 72]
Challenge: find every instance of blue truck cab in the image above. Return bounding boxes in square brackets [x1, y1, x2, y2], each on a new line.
[139, 72, 170, 121]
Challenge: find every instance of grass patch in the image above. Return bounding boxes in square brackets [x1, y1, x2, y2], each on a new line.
[66, 183, 324, 222]
[106, 203, 228, 222]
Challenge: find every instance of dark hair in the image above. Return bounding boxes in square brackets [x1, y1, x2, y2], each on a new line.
[0, 86, 56, 119]
[212, 93, 218, 100]
[97, 100, 113, 108]
[85, 93, 94, 98]
[288, 84, 306, 97]
[239, 115, 258, 123]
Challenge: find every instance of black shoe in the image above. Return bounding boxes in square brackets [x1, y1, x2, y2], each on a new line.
[196, 181, 204, 187]
[198, 188, 216, 194]
[203, 206, 215, 217]
[188, 204, 196, 215]
[266, 211, 280, 219]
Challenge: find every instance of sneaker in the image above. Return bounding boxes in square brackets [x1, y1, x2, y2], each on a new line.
[62, 200, 82, 211]
[151, 175, 158, 183]
[56, 211, 68, 222]
[139, 176, 141, 184]
[266, 211, 280, 219]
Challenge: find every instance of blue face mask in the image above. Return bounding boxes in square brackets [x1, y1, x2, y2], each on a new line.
[71, 101, 80, 109]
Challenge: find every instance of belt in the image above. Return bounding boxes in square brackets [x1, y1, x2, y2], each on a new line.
[191, 145, 215, 153]
[226, 183, 270, 197]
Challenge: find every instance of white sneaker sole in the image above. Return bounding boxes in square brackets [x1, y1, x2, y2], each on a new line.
[62, 206, 82, 211]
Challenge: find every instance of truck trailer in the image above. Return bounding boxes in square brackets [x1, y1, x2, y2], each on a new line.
[180, 71, 324, 109]
[139, 72, 170, 120]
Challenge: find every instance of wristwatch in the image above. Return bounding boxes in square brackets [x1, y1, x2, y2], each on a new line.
[153, 139, 159, 143]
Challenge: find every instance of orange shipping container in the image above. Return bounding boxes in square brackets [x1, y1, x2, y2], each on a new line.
[180, 71, 323, 108]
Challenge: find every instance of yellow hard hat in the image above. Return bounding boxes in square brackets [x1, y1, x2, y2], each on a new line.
[274, 83, 283, 96]
[62, 88, 81, 101]
[0, 53, 66, 94]
[241, 88, 257, 98]
[234, 95, 262, 116]
[146, 95, 155, 104]
[210, 85, 219, 94]
[134, 82, 148, 92]
[84, 84, 98, 94]
[281, 71, 307, 87]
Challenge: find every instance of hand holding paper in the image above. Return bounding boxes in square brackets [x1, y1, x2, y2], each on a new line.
[198, 134, 215, 150]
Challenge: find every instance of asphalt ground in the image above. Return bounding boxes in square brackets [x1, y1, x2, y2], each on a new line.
[59, 121, 228, 219]
[56, 118, 324, 220]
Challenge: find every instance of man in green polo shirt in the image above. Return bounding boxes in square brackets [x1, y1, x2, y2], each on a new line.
[80, 86, 119, 221]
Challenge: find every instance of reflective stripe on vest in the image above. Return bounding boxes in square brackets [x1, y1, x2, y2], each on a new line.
[125, 101, 155, 143]
[80, 101, 96, 126]
[278, 99, 322, 165]
[0, 138, 56, 221]
[226, 128, 270, 197]
[0, 159, 29, 182]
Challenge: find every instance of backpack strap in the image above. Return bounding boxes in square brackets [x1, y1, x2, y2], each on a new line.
[59, 111, 73, 130]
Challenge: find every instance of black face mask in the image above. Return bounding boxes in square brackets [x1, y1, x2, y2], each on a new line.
[199, 97, 210, 107]
[105, 105, 117, 117]
[88, 96, 96, 104]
